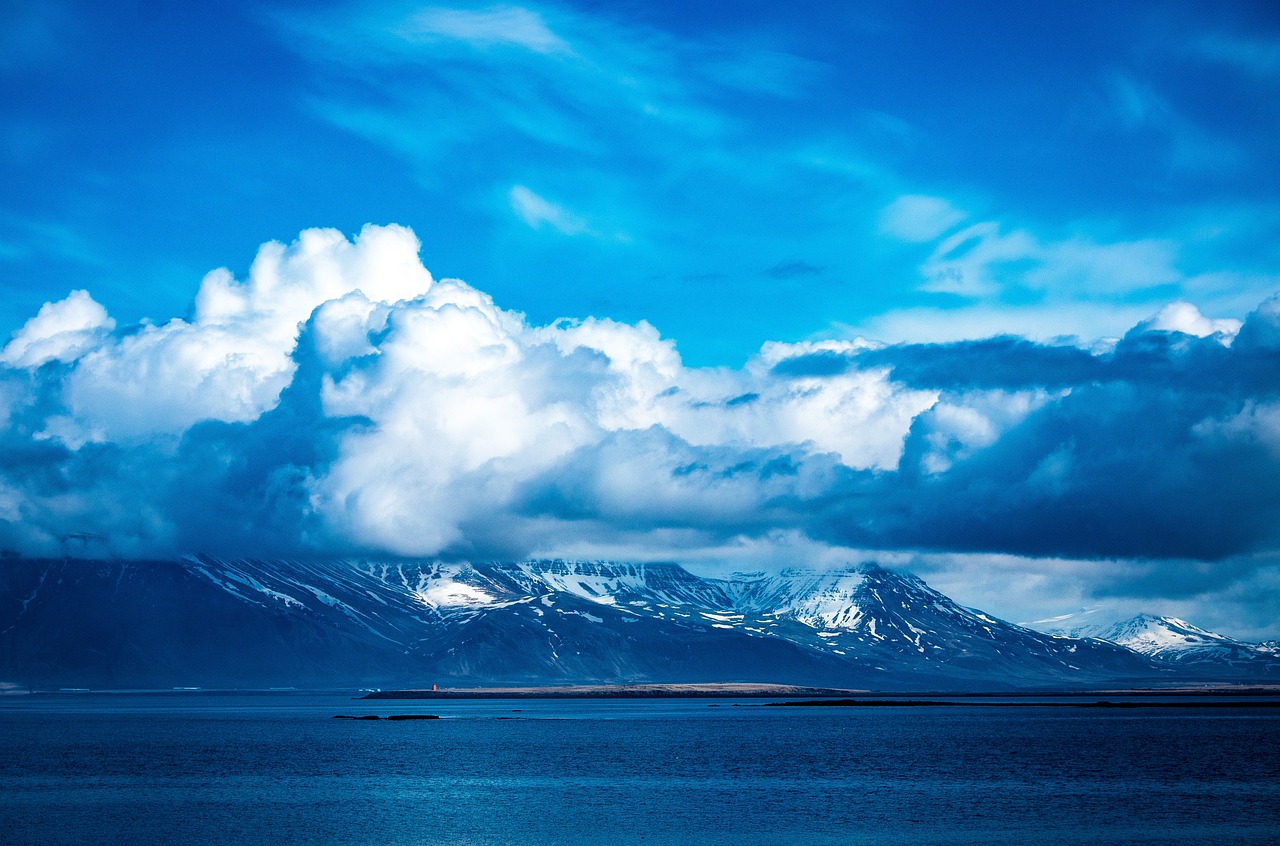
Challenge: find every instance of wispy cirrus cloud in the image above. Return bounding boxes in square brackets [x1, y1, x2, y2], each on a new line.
[266, 3, 865, 338]
[903, 210, 1181, 300]
[274, 1, 761, 170]
[396, 5, 572, 54]
[878, 194, 967, 243]
[1102, 72, 1246, 174]
[509, 185, 589, 235]
[861, 183, 1277, 347]
[1190, 32, 1280, 79]
[256, 2, 1280, 369]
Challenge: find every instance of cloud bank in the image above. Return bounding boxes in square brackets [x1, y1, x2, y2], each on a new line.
[2, 226, 1278, 579]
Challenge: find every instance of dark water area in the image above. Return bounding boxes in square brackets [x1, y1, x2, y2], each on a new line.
[2, 693, 1278, 845]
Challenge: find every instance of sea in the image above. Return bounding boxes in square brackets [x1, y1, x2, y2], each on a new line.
[2, 692, 1278, 846]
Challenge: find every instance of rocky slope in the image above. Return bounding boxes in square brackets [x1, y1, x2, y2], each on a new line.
[0, 557, 1197, 690]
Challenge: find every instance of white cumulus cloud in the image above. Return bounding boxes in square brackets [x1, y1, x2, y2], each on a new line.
[1132, 300, 1241, 339]
[60, 224, 432, 441]
[0, 224, 936, 558]
[1, 289, 114, 368]
[2, 221, 1279, 614]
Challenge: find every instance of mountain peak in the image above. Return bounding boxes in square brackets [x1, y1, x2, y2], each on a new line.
[6, 556, 1256, 689]
[1028, 607, 1278, 675]
[1104, 613, 1233, 647]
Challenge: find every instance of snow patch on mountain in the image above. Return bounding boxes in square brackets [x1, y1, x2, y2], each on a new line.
[1028, 609, 1280, 673]
[25, 555, 1262, 688]
[412, 578, 498, 609]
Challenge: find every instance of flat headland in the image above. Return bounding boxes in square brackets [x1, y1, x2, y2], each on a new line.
[362, 682, 1280, 701]
[362, 682, 865, 699]
[768, 697, 1280, 708]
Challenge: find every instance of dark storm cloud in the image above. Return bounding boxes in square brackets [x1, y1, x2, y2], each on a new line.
[855, 337, 1102, 390]
[807, 299, 1280, 560]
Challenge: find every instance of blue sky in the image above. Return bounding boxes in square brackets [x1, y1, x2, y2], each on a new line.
[5, 0, 1278, 363]
[3, 1, 1280, 635]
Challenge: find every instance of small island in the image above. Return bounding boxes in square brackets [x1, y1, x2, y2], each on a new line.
[333, 714, 441, 720]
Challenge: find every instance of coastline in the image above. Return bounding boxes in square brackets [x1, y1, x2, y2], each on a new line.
[361, 683, 864, 699]
[361, 682, 1280, 700]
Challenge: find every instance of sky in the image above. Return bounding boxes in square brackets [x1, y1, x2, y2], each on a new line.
[2, 0, 1280, 637]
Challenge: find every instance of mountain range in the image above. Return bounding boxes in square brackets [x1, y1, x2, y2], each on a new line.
[1027, 609, 1280, 680]
[2, 556, 1275, 690]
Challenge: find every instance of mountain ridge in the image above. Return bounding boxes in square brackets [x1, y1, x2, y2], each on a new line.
[4, 556, 1267, 690]
[1029, 609, 1280, 678]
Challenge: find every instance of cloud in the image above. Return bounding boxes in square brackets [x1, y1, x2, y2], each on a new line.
[910, 549, 1280, 641]
[853, 337, 1100, 391]
[1100, 68, 1248, 174]
[0, 226, 936, 559]
[53, 225, 432, 441]
[1, 289, 114, 368]
[1106, 74, 1171, 130]
[2, 225, 1280, 597]
[814, 300, 1280, 561]
[1131, 300, 1241, 339]
[919, 222, 1038, 297]
[878, 194, 966, 243]
[844, 302, 1160, 347]
[268, 0, 839, 287]
[915, 217, 1180, 299]
[1027, 237, 1181, 293]
[509, 185, 589, 234]
[276, 1, 745, 171]
[397, 6, 572, 54]
[1191, 33, 1280, 79]
[764, 260, 822, 280]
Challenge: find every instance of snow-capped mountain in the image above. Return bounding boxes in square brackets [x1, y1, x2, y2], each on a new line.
[700, 565, 1155, 686]
[1029, 610, 1280, 679]
[0, 556, 1223, 690]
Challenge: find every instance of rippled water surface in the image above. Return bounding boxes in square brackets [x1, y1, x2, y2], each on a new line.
[3, 693, 1278, 845]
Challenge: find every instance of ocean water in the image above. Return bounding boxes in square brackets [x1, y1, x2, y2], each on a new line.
[2, 693, 1278, 846]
